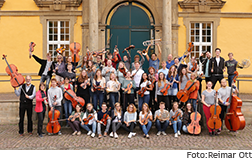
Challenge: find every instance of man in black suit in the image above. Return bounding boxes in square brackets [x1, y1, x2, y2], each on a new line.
[209, 48, 225, 89]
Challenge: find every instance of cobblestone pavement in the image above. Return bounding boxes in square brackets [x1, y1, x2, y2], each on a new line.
[0, 123, 252, 150]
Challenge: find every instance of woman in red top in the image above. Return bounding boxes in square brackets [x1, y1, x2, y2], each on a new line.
[185, 72, 199, 111]
[35, 83, 47, 137]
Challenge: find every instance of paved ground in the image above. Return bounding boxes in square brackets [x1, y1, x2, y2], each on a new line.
[0, 123, 251, 150]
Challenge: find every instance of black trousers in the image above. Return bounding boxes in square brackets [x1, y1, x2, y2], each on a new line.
[149, 89, 157, 114]
[19, 103, 33, 134]
[121, 122, 136, 133]
[123, 93, 135, 112]
[219, 103, 227, 124]
[37, 111, 45, 135]
[211, 75, 224, 89]
[157, 95, 170, 111]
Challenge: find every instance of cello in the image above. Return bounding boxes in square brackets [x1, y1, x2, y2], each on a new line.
[46, 95, 61, 134]
[64, 89, 85, 109]
[176, 81, 197, 103]
[70, 42, 81, 65]
[2, 55, 25, 88]
[208, 91, 222, 130]
[187, 93, 201, 135]
[225, 71, 245, 131]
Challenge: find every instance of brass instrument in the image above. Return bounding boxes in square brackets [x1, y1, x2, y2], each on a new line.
[137, 49, 147, 56]
[237, 59, 251, 69]
[142, 39, 162, 46]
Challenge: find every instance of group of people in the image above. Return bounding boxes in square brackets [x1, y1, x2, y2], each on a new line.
[14, 43, 240, 139]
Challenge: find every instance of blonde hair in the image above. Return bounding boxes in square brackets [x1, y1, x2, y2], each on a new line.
[127, 104, 136, 113]
[141, 103, 150, 114]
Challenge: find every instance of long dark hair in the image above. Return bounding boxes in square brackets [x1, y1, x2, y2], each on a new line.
[179, 67, 189, 83]
[139, 72, 148, 86]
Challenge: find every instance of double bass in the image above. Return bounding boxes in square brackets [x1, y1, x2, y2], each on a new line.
[208, 91, 222, 130]
[2, 55, 25, 88]
[46, 95, 61, 134]
[64, 89, 85, 109]
[225, 71, 245, 131]
[187, 93, 201, 135]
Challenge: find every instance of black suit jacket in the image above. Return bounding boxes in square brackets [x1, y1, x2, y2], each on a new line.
[209, 56, 225, 75]
[32, 55, 55, 77]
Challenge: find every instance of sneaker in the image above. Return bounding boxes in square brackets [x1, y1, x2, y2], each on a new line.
[41, 132, 45, 135]
[157, 131, 161, 136]
[128, 132, 133, 138]
[98, 134, 102, 139]
[114, 132, 118, 139]
[87, 131, 92, 136]
[39, 134, 43, 138]
[48, 133, 53, 136]
[29, 132, 33, 136]
[109, 132, 114, 138]
[72, 131, 77, 136]
[146, 134, 150, 139]
[19, 134, 24, 137]
[104, 132, 108, 137]
[91, 133, 95, 138]
[209, 132, 213, 136]
[58, 131, 62, 136]
[77, 131, 81, 136]
[178, 131, 181, 136]
[131, 132, 136, 137]
[175, 133, 178, 138]
[161, 131, 167, 135]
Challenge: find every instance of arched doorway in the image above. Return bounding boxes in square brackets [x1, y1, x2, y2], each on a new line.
[106, 1, 155, 72]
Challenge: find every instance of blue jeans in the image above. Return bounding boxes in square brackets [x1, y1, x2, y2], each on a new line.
[182, 124, 189, 133]
[109, 92, 118, 110]
[80, 122, 97, 133]
[228, 74, 235, 87]
[93, 91, 104, 111]
[40, 74, 51, 90]
[172, 119, 182, 134]
[187, 99, 197, 111]
[138, 94, 150, 111]
[155, 119, 169, 132]
[64, 100, 72, 124]
[139, 121, 152, 135]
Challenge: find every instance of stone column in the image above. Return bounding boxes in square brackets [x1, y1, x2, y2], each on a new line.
[162, 0, 172, 60]
[89, 0, 99, 51]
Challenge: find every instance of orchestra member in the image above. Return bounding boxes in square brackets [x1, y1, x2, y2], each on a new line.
[187, 56, 199, 78]
[132, 61, 145, 99]
[201, 81, 216, 136]
[145, 43, 161, 73]
[68, 104, 83, 136]
[166, 52, 190, 70]
[54, 54, 65, 85]
[185, 73, 199, 111]
[169, 102, 183, 138]
[117, 61, 127, 106]
[110, 102, 123, 139]
[153, 102, 170, 136]
[131, 52, 145, 70]
[122, 104, 137, 138]
[97, 103, 111, 138]
[209, 48, 225, 89]
[155, 72, 170, 110]
[200, 51, 212, 84]
[225, 52, 238, 86]
[80, 103, 97, 138]
[15, 75, 36, 136]
[158, 61, 169, 78]
[76, 56, 88, 71]
[123, 50, 131, 71]
[182, 103, 193, 134]
[139, 103, 153, 139]
[148, 67, 158, 114]
[106, 73, 120, 110]
[35, 83, 47, 137]
[178, 67, 189, 110]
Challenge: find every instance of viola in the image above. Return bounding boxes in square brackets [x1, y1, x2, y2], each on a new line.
[2, 55, 25, 88]
[138, 86, 147, 98]
[56, 46, 65, 55]
[83, 111, 96, 125]
[119, 67, 127, 77]
[225, 71, 245, 131]
[100, 107, 111, 126]
[141, 111, 151, 125]
[160, 83, 171, 96]
[187, 95, 201, 135]
[208, 91, 222, 130]
[124, 82, 133, 94]
[177, 81, 196, 103]
[46, 95, 61, 134]
[170, 110, 181, 122]
[29, 42, 36, 59]
[122, 45, 135, 53]
[112, 45, 119, 63]
[64, 89, 85, 109]
[70, 42, 81, 64]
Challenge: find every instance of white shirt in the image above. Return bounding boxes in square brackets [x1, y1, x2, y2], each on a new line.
[42, 61, 52, 76]
[216, 57, 220, 67]
[139, 80, 151, 95]
[132, 69, 144, 87]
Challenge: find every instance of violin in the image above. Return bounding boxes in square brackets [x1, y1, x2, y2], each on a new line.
[160, 83, 171, 96]
[177, 81, 197, 103]
[46, 95, 61, 134]
[29, 42, 36, 59]
[138, 86, 147, 98]
[170, 110, 181, 122]
[124, 82, 133, 94]
[83, 111, 96, 125]
[86, 46, 92, 61]
[112, 45, 119, 63]
[208, 91, 222, 130]
[179, 42, 193, 64]
[187, 96, 201, 135]
[56, 46, 65, 54]
[100, 107, 111, 126]
[191, 62, 198, 72]
[93, 85, 102, 92]
[69, 112, 81, 122]
[2, 55, 25, 88]
[64, 89, 85, 109]
[70, 42, 81, 64]
[81, 78, 90, 89]
[122, 45, 135, 53]
[119, 67, 127, 77]
[225, 71, 245, 131]
[141, 111, 151, 125]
